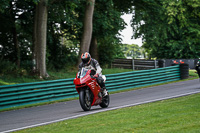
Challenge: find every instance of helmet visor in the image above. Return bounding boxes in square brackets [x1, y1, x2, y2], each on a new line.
[82, 58, 89, 64]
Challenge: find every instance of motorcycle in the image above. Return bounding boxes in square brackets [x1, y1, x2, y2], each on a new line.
[73, 68, 109, 111]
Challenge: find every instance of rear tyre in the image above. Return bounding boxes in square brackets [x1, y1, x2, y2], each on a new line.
[79, 89, 91, 111]
[100, 93, 110, 108]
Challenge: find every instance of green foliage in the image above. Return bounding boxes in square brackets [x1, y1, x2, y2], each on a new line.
[122, 44, 142, 59]
[112, 0, 134, 13]
[93, 0, 126, 38]
[0, 0, 127, 74]
[0, 60, 17, 74]
[92, 0, 126, 66]
[98, 37, 125, 67]
[0, 0, 10, 13]
[131, 0, 200, 59]
[46, 0, 82, 70]
[47, 44, 78, 70]
[0, 0, 82, 72]
[0, 0, 34, 62]
[0, 60, 30, 77]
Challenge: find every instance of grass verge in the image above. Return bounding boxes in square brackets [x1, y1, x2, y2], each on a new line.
[15, 93, 200, 133]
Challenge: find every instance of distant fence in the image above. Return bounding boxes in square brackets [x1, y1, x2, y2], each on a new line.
[0, 65, 185, 110]
[112, 58, 198, 70]
[111, 59, 158, 70]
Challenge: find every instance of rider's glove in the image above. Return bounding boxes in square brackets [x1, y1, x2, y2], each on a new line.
[94, 73, 99, 78]
[90, 74, 99, 79]
[90, 75, 94, 79]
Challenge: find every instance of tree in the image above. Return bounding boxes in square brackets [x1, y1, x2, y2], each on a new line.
[0, 0, 34, 66]
[0, 0, 10, 13]
[98, 36, 125, 66]
[79, 0, 127, 64]
[0, 0, 131, 74]
[112, 0, 134, 13]
[10, 1, 20, 67]
[0, 0, 83, 74]
[33, 0, 48, 78]
[89, 36, 98, 60]
[122, 44, 142, 59]
[162, 0, 200, 58]
[78, 0, 95, 64]
[131, 0, 200, 59]
[44, 0, 82, 69]
[90, 0, 126, 61]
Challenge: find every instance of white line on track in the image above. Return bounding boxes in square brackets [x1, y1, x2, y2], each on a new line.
[2, 90, 200, 133]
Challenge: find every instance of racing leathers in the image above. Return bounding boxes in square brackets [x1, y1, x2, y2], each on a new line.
[195, 60, 200, 79]
[79, 58, 107, 95]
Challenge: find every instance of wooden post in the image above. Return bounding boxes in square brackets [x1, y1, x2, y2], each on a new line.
[132, 59, 135, 70]
[154, 60, 157, 69]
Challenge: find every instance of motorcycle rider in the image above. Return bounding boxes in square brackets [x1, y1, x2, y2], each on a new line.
[195, 58, 200, 80]
[79, 52, 108, 96]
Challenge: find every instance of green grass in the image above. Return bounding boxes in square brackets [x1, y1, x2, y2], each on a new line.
[15, 93, 200, 133]
[189, 69, 199, 79]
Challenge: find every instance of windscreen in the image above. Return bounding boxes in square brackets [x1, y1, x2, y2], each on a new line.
[80, 68, 89, 78]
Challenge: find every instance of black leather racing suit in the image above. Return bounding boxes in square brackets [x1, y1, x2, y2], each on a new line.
[195, 61, 200, 78]
[79, 58, 106, 89]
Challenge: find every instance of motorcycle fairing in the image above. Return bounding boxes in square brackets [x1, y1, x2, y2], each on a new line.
[87, 81, 102, 106]
[74, 68, 102, 106]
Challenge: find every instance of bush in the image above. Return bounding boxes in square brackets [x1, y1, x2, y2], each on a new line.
[0, 60, 17, 74]
[98, 37, 125, 67]
[0, 60, 29, 76]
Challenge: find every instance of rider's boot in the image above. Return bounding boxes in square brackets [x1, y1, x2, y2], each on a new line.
[102, 87, 108, 97]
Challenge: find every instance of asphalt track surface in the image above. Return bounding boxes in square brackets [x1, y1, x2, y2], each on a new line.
[1, 79, 200, 133]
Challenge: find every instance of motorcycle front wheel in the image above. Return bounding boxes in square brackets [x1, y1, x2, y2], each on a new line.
[79, 89, 91, 111]
[100, 92, 110, 108]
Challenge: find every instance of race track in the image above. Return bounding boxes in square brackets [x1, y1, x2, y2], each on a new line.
[0, 79, 200, 133]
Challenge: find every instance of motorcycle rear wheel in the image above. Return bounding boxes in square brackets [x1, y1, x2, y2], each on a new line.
[100, 93, 110, 108]
[79, 89, 91, 111]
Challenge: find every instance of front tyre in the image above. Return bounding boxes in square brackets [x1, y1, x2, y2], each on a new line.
[100, 93, 110, 108]
[79, 89, 91, 111]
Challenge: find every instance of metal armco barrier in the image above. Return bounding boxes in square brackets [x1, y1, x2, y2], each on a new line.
[106, 65, 180, 92]
[0, 65, 181, 110]
[0, 78, 76, 110]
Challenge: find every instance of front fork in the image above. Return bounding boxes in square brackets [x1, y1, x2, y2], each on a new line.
[85, 89, 90, 102]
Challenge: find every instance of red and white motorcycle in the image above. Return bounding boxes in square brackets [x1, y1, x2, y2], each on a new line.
[73, 68, 109, 111]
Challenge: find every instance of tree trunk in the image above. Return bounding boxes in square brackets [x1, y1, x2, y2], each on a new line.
[33, 0, 48, 78]
[12, 26, 20, 67]
[33, 5, 38, 73]
[10, 2, 20, 67]
[89, 36, 98, 61]
[78, 0, 95, 65]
